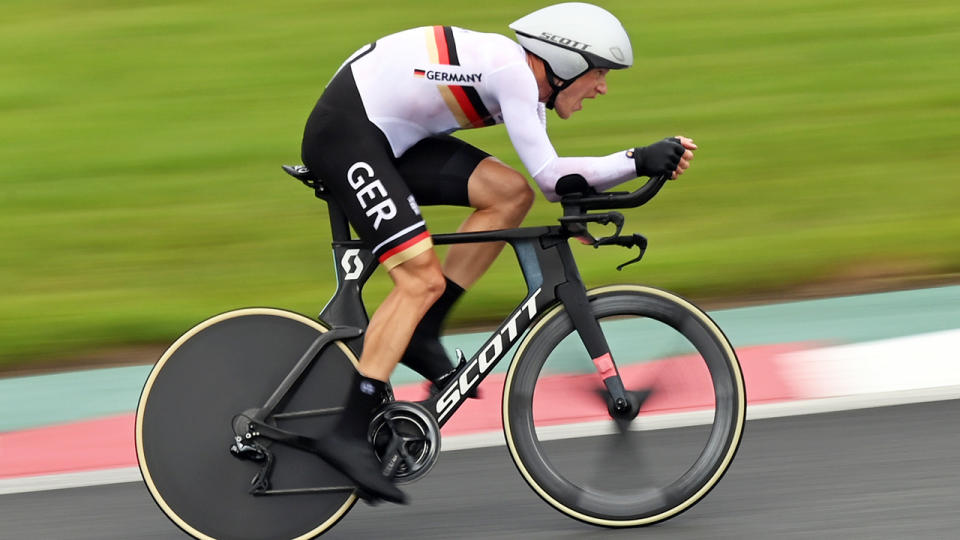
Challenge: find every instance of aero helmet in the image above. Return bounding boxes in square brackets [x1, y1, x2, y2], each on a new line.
[510, 2, 633, 109]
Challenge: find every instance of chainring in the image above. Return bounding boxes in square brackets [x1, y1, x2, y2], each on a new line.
[369, 401, 441, 484]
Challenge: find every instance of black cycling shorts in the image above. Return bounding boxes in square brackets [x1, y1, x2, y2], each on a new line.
[301, 64, 489, 270]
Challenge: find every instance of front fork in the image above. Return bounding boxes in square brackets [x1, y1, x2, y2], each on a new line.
[553, 245, 640, 420]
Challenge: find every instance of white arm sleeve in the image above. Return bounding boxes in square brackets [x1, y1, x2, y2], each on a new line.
[488, 64, 637, 202]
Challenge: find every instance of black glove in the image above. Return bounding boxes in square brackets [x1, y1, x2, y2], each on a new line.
[633, 137, 685, 178]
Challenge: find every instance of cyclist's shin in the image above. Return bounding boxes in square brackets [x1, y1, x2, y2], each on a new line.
[399, 276, 464, 382]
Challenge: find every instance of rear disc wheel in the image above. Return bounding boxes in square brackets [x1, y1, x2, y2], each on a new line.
[136, 308, 360, 539]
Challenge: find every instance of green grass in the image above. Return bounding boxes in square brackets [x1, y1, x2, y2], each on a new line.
[2, 0, 959, 370]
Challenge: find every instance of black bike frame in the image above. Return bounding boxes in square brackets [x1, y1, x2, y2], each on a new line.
[313, 202, 628, 427]
[231, 170, 663, 495]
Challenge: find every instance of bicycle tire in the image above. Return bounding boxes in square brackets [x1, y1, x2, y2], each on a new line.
[136, 308, 360, 540]
[502, 285, 746, 527]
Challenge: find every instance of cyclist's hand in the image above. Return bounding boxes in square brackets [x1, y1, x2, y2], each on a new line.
[634, 137, 697, 180]
[671, 136, 697, 180]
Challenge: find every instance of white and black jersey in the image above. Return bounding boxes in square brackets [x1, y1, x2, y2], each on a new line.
[301, 26, 637, 269]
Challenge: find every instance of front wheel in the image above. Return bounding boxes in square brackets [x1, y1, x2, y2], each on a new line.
[503, 285, 746, 527]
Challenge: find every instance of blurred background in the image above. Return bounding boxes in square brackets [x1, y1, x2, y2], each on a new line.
[2, 0, 958, 373]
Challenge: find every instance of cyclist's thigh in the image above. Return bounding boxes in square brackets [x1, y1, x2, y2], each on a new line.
[395, 135, 490, 207]
[302, 72, 430, 270]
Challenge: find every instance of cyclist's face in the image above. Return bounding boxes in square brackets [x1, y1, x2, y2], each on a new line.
[555, 68, 609, 119]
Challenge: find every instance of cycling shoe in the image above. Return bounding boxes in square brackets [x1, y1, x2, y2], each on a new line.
[314, 435, 407, 505]
[429, 368, 481, 399]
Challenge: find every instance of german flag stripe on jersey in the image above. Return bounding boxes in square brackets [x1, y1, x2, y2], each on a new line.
[425, 26, 496, 129]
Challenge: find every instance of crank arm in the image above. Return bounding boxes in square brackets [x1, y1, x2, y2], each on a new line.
[379, 433, 405, 479]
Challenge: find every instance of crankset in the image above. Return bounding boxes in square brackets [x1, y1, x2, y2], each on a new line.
[369, 401, 441, 484]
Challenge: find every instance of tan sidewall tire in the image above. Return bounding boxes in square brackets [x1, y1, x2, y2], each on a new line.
[135, 308, 359, 540]
[502, 285, 746, 527]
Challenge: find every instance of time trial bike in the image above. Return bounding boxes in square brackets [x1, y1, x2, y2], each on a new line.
[135, 166, 746, 539]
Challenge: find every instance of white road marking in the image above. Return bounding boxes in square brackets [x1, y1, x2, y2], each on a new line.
[779, 329, 960, 397]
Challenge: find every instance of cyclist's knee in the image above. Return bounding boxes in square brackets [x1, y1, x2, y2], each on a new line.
[418, 265, 446, 303]
[508, 174, 535, 215]
[496, 168, 534, 213]
[471, 159, 535, 216]
[390, 251, 445, 305]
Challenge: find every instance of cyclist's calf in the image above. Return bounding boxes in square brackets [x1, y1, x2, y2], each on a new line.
[358, 250, 445, 381]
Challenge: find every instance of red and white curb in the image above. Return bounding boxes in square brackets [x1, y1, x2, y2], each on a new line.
[2, 330, 958, 495]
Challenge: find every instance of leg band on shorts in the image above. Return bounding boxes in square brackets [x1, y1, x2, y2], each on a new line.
[377, 230, 433, 270]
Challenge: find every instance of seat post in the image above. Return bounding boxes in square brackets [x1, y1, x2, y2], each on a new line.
[282, 163, 353, 242]
[326, 200, 352, 242]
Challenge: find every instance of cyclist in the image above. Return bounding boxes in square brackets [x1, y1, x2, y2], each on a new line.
[300, 2, 696, 504]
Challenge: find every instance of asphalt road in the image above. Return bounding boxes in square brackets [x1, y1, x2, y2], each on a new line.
[3, 400, 958, 540]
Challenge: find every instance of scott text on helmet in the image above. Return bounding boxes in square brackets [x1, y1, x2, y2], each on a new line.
[538, 31, 591, 51]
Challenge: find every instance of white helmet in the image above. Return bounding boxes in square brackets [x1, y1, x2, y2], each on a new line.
[509, 2, 633, 107]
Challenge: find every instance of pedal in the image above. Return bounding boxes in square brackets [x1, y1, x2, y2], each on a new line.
[432, 356, 481, 399]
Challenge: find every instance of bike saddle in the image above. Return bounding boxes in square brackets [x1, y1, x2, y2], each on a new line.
[282, 164, 328, 195]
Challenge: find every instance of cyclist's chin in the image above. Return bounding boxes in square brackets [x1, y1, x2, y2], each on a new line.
[555, 103, 578, 120]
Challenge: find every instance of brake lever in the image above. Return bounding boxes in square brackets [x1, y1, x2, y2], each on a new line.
[617, 234, 648, 270]
[559, 212, 624, 230]
[593, 233, 648, 270]
[558, 212, 625, 246]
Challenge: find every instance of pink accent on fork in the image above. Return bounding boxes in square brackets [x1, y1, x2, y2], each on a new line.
[592, 353, 617, 379]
